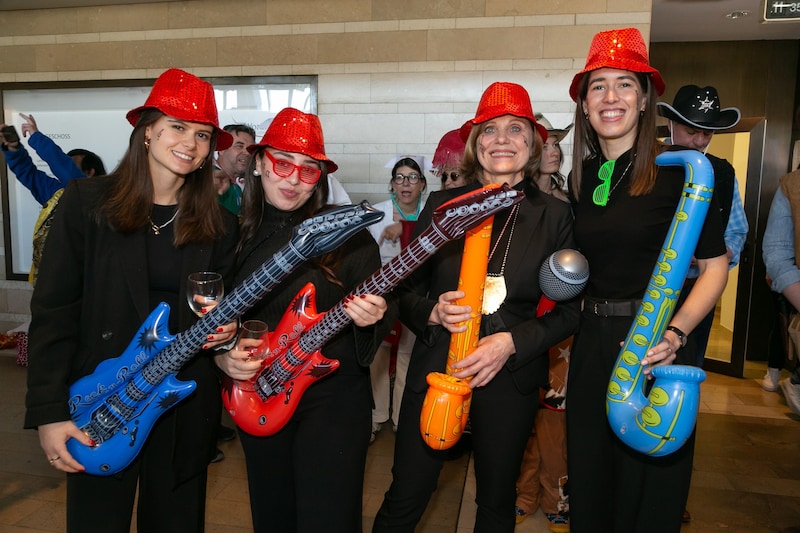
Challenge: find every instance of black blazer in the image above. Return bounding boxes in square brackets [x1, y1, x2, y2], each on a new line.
[25, 175, 239, 484]
[400, 181, 581, 396]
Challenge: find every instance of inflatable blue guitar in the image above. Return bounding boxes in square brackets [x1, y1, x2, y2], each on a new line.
[66, 202, 383, 476]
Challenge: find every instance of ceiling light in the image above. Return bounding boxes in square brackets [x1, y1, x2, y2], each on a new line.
[725, 10, 750, 20]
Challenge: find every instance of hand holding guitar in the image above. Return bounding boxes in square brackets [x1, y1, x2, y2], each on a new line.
[343, 293, 387, 327]
[38, 420, 93, 473]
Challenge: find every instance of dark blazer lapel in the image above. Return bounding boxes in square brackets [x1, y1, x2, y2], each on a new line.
[502, 187, 546, 289]
[116, 228, 151, 321]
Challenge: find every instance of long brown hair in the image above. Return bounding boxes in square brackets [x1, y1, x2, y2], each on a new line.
[237, 148, 345, 289]
[570, 72, 659, 200]
[460, 118, 543, 185]
[99, 108, 224, 245]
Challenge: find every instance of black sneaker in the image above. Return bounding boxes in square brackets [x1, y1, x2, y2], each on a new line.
[211, 448, 225, 463]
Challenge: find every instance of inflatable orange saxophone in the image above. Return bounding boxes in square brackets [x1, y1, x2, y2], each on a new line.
[419, 218, 492, 450]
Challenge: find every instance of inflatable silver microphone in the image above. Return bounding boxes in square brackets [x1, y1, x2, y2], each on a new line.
[537, 249, 589, 316]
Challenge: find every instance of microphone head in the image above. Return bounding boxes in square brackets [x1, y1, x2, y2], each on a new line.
[539, 249, 589, 301]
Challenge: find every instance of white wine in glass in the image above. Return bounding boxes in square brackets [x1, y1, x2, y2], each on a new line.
[187, 272, 224, 317]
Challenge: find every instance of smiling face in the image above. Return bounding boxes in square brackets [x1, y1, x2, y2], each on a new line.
[582, 67, 646, 157]
[217, 130, 255, 179]
[540, 136, 562, 175]
[475, 114, 534, 186]
[145, 115, 213, 181]
[256, 148, 320, 212]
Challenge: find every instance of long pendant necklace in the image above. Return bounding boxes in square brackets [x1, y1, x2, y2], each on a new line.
[482, 204, 519, 315]
[147, 207, 178, 235]
[592, 159, 633, 207]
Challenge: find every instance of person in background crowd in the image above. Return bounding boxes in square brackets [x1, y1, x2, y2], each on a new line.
[762, 163, 800, 416]
[566, 28, 728, 532]
[514, 113, 573, 532]
[658, 85, 749, 369]
[657, 83, 749, 524]
[215, 107, 393, 532]
[214, 123, 256, 215]
[1, 113, 106, 367]
[373, 81, 580, 532]
[24, 68, 239, 532]
[431, 128, 468, 190]
[367, 155, 426, 442]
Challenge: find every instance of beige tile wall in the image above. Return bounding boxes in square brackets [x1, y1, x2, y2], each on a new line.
[0, 0, 651, 324]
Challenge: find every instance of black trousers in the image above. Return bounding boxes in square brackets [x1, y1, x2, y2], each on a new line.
[239, 372, 371, 533]
[66, 410, 208, 533]
[567, 311, 693, 533]
[373, 366, 538, 533]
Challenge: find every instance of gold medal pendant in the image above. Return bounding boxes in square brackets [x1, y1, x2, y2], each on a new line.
[482, 274, 507, 315]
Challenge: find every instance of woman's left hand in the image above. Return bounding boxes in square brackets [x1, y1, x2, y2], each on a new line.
[203, 320, 237, 350]
[380, 222, 403, 244]
[450, 332, 515, 388]
[344, 294, 388, 327]
[640, 333, 680, 375]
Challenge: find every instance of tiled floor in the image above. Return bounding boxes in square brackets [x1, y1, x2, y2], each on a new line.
[2, 347, 799, 532]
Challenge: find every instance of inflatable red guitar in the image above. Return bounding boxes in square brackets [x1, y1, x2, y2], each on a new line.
[65, 202, 382, 475]
[222, 184, 525, 436]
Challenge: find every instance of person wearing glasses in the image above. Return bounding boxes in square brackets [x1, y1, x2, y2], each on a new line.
[214, 107, 394, 532]
[367, 156, 427, 443]
[431, 129, 468, 190]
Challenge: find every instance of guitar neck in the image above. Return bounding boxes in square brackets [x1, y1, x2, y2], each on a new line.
[139, 242, 309, 385]
[298, 224, 450, 353]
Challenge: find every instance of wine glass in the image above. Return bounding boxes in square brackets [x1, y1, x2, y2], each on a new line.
[187, 272, 224, 317]
[237, 319, 270, 361]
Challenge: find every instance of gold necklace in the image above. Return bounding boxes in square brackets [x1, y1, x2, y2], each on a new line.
[147, 208, 178, 235]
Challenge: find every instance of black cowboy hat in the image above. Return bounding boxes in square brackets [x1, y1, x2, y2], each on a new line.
[657, 85, 740, 131]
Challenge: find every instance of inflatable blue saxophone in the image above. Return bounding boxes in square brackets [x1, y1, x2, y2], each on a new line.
[606, 149, 714, 457]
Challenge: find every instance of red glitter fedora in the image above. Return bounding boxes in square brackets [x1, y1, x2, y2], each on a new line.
[126, 68, 232, 150]
[459, 82, 548, 143]
[247, 108, 338, 173]
[569, 27, 665, 102]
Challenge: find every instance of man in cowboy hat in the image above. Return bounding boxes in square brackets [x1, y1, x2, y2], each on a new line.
[658, 84, 749, 367]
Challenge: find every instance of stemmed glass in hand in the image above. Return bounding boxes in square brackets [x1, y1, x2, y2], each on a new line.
[187, 272, 224, 317]
[237, 320, 270, 361]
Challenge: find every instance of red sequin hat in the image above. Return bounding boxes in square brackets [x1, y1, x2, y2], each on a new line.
[431, 129, 466, 172]
[459, 82, 548, 143]
[569, 27, 665, 102]
[126, 68, 233, 150]
[247, 108, 338, 173]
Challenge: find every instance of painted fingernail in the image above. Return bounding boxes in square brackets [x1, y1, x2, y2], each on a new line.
[202, 344, 209, 350]
[207, 335, 214, 341]
[201, 308, 208, 314]
[217, 327, 224, 333]
[89, 439, 97, 447]
[360, 294, 366, 299]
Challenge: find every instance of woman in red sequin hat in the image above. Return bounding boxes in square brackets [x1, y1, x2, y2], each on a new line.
[373, 81, 580, 532]
[24, 68, 239, 532]
[215, 107, 393, 532]
[566, 28, 728, 532]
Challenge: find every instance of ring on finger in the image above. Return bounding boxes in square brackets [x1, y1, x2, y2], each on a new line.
[48, 455, 60, 464]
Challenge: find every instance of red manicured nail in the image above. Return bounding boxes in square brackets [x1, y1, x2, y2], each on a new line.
[201, 308, 208, 314]
[89, 439, 97, 447]
[207, 335, 214, 341]
[216, 327, 224, 333]
[202, 344, 209, 350]
[360, 294, 366, 299]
